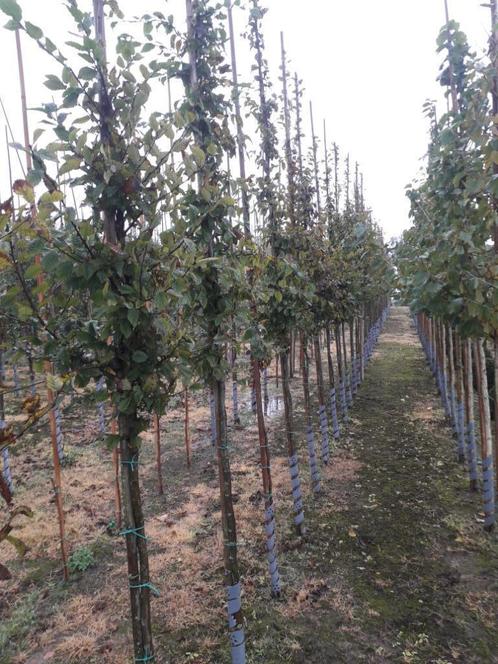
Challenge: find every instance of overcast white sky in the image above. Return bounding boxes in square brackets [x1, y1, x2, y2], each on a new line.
[0, 0, 490, 240]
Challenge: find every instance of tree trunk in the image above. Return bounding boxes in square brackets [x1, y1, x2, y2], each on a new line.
[474, 340, 495, 531]
[301, 334, 321, 494]
[119, 412, 155, 661]
[230, 345, 240, 426]
[153, 413, 164, 495]
[184, 388, 191, 468]
[280, 350, 305, 536]
[335, 323, 348, 420]
[314, 335, 330, 465]
[111, 415, 122, 530]
[463, 339, 478, 491]
[252, 357, 281, 595]
[325, 325, 340, 439]
[349, 319, 357, 395]
[0, 349, 13, 497]
[342, 322, 353, 407]
[212, 377, 246, 659]
[454, 334, 466, 463]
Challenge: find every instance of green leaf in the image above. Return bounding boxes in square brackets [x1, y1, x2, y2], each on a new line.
[25, 263, 42, 279]
[78, 66, 95, 80]
[42, 251, 60, 272]
[191, 145, 206, 167]
[59, 157, 81, 175]
[127, 308, 139, 328]
[5, 534, 28, 558]
[132, 350, 148, 363]
[24, 21, 43, 39]
[0, 0, 22, 21]
[46, 373, 64, 391]
[44, 75, 65, 91]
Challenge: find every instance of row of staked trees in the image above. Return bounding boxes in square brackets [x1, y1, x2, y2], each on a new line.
[395, 3, 497, 533]
[0, 0, 393, 661]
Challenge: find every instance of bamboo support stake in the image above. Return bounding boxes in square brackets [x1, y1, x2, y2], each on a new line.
[184, 388, 191, 468]
[15, 27, 68, 582]
[309, 101, 321, 217]
[488, 0, 498, 487]
[154, 413, 164, 495]
[443, 0, 459, 113]
[111, 416, 122, 529]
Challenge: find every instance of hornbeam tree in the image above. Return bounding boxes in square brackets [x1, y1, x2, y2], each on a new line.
[0, 0, 192, 658]
[248, 1, 312, 536]
[180, 1, 247, 660]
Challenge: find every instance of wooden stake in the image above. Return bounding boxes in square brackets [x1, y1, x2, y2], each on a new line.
[226, 0, 250, 238]
[488, 0, 498, 488]
[280, 32, 296, 226]
[443, 0, 459, 114]
[184, 388, 191, 468]
[15, 27, 69, 582]
[154, 413, 164, 495]
[111, 416, 122, 529]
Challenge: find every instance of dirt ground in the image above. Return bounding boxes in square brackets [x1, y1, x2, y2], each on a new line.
[1, 306, 497, 663]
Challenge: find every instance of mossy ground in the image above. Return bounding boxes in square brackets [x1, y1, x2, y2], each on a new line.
[1, 307, 497, 663]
